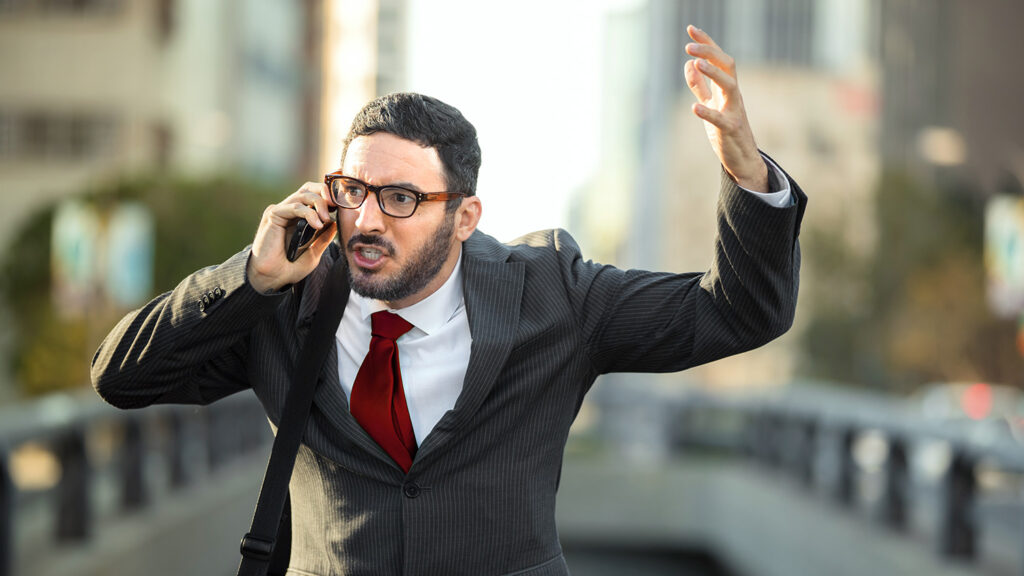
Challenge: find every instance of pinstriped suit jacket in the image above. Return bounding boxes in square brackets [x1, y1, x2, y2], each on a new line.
[92, 172, 805, 576]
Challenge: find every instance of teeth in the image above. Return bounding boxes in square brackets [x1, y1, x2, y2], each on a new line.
[361, 248, 383, 261]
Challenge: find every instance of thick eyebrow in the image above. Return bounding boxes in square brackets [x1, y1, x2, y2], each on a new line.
[336, 173, 429, 192]
[386, 181, 424, 192]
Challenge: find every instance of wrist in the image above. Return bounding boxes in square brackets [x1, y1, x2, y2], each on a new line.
[245, 256, 284, 294]
[732, 159, 769, 193]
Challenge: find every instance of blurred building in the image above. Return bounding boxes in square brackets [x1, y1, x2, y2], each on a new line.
[318, 0, 407, 172]
[879, 0, 1024, 197]
[574, 0, 881, 390]
[0, 0, 409, 395]
[570, 5, 646, 266]
[0, 0, 324, 254]
[878, 0, 1024, 378]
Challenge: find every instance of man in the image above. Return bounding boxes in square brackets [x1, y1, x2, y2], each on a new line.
[92, 26, 805, 575]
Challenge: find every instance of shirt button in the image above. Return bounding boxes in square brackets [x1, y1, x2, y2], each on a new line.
[403, 483, 421, 499]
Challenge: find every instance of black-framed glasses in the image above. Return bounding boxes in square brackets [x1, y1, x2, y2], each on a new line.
[324, 172, 468, 218]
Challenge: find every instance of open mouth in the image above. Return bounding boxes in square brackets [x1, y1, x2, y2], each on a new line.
[358, 247, 384, 261]
[350, 243, 392, 270]
[347, 234, 397, 271]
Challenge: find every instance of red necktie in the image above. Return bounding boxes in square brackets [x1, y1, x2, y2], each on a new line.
[350, 311, 418, 472]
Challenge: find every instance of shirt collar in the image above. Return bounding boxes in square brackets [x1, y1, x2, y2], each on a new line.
[353, 249, 465, 336]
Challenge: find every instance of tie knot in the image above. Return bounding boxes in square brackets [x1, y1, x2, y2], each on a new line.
[370, 311, 414, 341]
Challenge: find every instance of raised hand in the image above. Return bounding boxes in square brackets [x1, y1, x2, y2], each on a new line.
[683, 25, 769, 193]
[247, 182, 337, 293]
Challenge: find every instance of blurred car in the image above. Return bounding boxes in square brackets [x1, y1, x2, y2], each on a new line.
[907, 381, 1024, 448]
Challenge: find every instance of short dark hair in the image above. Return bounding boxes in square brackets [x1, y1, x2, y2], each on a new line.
[340, 93, 482, 206]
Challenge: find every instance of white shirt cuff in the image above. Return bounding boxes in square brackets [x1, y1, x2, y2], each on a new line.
[738, 155, 793, 208]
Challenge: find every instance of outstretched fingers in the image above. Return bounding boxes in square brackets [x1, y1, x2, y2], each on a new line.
[684, 59, 712, 104]
[691, 101, 729, 130]
[681, 23, 767, 192]
[694, 57, 737, 94]
[685, 25, 734, 75]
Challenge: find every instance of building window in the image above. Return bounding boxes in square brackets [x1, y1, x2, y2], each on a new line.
[0, 112, 12, 157]
[763, 0, 815, 67]
[155, 0, 175, 44]
[0, 0, 122, 16]
[675, 0, 727, 94]
[0, 111, 118, 161]
[151, 121, 172, 168]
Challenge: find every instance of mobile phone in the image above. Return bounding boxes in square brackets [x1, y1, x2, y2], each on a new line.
[286, 209, 336, 262]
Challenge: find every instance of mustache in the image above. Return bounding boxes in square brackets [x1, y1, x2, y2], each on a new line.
[347, 234, 396, 254]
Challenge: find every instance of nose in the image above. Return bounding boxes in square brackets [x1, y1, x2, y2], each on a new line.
[354, 191, 386, 233]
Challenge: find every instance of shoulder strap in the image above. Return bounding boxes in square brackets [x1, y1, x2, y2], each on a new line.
[238, 259, 349, 576]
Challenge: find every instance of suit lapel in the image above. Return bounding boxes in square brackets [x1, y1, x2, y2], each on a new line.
[414, 233, 524, 467]
[298, 233, 526, 473]
[295, 248, 401, 473]
[311, 331, 400, 471]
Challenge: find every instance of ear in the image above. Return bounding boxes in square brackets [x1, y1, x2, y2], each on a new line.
[454, 196, 482, 242]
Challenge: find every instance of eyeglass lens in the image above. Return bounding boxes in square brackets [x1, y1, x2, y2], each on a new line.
[329, 179, 418, 218]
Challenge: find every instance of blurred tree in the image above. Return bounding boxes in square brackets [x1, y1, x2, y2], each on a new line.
[0, 175, 285, 397]
[801, 169, 1024, 393]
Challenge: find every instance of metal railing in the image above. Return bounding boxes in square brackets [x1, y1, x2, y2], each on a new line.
[670, 384, 1024, 574]
[0, 390, 271, 576]
[6, 381, 1021, 575]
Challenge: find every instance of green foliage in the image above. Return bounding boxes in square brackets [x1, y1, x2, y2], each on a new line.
[0, 174, 286, 397]
[800, 168, 1023, 392]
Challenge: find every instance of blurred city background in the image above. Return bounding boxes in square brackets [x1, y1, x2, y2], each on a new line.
[2, 0, 1024, 574]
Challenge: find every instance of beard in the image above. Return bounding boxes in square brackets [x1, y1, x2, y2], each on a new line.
[344, 212, 456, 303]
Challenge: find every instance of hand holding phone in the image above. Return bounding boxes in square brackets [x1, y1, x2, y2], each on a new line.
[247, 183, 336, 294]
[286, 208, 337, 262]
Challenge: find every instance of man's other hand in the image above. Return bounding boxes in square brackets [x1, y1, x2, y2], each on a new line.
[247, 182, 337, 294]
[684, 25, 769, 193]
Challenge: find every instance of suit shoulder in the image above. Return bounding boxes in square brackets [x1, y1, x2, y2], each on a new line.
[504, 229, 583, 261]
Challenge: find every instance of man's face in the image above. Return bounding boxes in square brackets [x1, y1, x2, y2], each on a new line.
[339, 132, 463, 309]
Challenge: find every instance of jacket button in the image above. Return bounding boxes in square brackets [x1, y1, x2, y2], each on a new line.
[403, 483, 420, 499]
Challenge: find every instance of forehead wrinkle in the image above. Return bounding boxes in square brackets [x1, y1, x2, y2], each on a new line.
[343, 135, 444, 189]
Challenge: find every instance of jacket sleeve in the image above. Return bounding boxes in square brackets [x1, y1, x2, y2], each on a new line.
[565, 168, 806, 374]
[90, 247, 289, 408]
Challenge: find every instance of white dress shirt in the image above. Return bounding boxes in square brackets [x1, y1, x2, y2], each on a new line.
[335, 156, 792, 444]
[748, 157, 792, 208]
[336, 253, 471, 446]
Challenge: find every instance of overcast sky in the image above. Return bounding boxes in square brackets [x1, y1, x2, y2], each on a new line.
[406, 1, 637, 241]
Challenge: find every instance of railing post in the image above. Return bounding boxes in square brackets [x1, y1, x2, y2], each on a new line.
[53, 427, 90, 542]
[834, 427, 856, 506]
[206, 405, 227, 471]
[766, 413, 784, 467]
[671, 403, 693, 451]
[0, 449, 13, 576]
[938, 450, 976, 559]
[751, 411, 783, 467]
[797, 418, 817, 487]
[167, 411, 189, 489]
[743, 409, 764, 461]
[880, 436, 907, 530]
[226, 402, 245, 457]
[121, 417, 147, 511]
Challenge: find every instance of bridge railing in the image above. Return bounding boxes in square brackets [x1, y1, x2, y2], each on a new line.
[0, 390, 271, 576]
[669, 384, 1024, 575]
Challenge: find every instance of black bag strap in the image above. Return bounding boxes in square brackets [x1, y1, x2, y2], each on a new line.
[238, 259, 349, 576]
